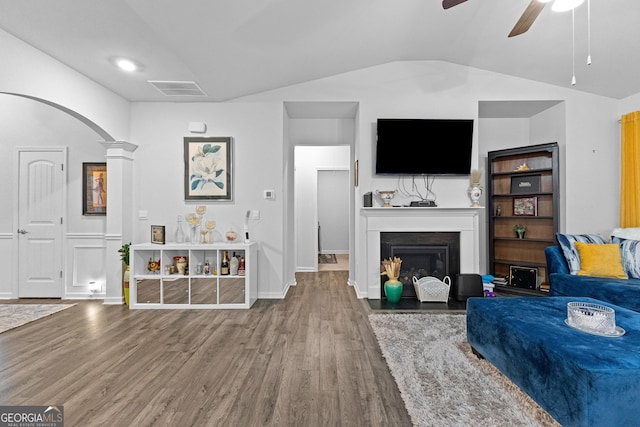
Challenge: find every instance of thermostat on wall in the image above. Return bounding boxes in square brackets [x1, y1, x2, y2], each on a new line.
[264, 189, 275, 199]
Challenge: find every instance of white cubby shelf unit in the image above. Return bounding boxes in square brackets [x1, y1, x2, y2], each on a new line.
[129, 242, 257, 309]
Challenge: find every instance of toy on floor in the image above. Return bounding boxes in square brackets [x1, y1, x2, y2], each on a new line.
[484, 289, 496, 297]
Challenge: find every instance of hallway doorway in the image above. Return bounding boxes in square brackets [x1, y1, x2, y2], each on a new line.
[294, 146, 350, 272]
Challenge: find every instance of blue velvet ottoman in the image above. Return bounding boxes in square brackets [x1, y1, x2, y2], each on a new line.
[466, 296, 640, 427]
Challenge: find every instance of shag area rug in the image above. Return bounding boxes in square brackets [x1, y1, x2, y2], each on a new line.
[318, 253, 337, 264]
[0, 304, 75, 334]
[369, 313, 560, 427]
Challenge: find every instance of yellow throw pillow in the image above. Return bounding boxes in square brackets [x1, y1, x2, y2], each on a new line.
[574, 242, 628, 279]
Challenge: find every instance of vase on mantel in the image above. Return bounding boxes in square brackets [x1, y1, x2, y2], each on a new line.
[384, 279, 403, 304]
[467, 183, 482, 207]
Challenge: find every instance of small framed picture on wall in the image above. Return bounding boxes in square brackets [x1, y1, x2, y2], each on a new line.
[82, 162, 107, 216]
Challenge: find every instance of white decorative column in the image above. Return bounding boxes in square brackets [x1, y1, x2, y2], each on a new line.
[362, 207, 483, 299]
[101, 141, 137, 305]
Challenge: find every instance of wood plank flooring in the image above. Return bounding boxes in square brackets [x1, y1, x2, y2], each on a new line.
[0, 272, 411, 426]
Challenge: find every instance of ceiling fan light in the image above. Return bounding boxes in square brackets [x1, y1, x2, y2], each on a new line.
[552, 0, 584, 12]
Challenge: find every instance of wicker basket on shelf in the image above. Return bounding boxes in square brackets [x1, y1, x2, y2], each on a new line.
[412, 276, 451, 303]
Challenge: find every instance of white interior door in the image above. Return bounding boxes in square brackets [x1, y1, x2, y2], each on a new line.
[18, 149, 65, 298]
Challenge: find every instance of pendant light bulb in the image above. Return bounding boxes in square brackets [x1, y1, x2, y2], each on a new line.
[552, 0, 585, 12]
[587, 55, 592, 65]
[571, 75, 576, 86]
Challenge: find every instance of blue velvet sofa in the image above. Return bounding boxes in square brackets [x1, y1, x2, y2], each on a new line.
[467, 296, 640, 427]
[545, 245, 640, 312]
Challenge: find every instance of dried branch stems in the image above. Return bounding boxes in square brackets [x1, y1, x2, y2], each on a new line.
[381, 257, 402, 281]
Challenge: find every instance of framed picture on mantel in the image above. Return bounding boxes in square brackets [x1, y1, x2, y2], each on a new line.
[184, 136, 233, 201]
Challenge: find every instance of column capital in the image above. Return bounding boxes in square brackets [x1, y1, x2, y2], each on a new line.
[99, 140, 138, 155]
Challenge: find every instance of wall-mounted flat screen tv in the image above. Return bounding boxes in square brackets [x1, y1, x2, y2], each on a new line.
[375, 118, 474, 175]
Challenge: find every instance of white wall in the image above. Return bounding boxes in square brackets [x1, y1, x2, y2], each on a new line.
[619, 93, 640, 117]
[0, 94, 108, 298]
[129, 102, 286, 298]
[318, 170, 349, 254]
[0, 29, 130, 141]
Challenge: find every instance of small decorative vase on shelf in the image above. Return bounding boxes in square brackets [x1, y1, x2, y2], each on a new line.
[176, 257, 188, 275]
[376, 190, 397, 208]
[514, 225, 526, 239]
[185, 213, 200, 243]
[226, 229, 237, 242]
[175, 215, 185, 243]
[384, 279, 403, 304]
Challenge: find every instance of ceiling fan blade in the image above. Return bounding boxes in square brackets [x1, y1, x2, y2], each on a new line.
[442, 0, 468, 10]
[508, 0, 546, 37]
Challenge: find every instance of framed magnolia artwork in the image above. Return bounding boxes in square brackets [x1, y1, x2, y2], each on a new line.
[184, 136, 233, 201]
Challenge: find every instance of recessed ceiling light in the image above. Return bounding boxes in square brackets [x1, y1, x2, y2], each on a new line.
[111, 57, 143, 72]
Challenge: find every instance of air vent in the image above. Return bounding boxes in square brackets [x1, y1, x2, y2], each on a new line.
[148, 80, 207, 97]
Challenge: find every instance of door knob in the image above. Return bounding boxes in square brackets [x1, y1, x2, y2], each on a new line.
[17, 229, 28, 234]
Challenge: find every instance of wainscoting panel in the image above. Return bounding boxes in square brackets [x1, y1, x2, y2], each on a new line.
[67, 233, 106, 298]
[0, 233, 14, 298]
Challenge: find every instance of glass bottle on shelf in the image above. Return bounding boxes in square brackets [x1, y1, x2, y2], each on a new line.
[204, 259, 210, 275]
[175, 215, 185, 243]
[221, 251, 230, 275]
[230, 251, 239, 275]
[238, 256, 245, 276]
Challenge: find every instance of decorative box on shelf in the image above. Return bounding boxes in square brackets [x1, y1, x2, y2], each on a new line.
[129, 242, 257, 309]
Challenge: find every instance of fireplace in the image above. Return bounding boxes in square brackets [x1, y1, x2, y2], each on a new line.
[381, 232, 460, 300]
[362, 207, 481, 300]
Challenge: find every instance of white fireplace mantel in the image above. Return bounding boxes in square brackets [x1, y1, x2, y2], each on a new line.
[362, 207, 483, 299]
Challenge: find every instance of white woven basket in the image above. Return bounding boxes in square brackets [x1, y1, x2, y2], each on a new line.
[412, 276, 451, 303]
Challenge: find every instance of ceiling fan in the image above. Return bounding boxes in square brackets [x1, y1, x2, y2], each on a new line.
[442, 0, 584, 38]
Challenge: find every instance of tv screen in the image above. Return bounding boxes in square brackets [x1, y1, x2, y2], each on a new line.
[375, 118, 474, 175]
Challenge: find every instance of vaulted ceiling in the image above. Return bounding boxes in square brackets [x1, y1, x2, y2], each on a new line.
[1, 0, 638, 102]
